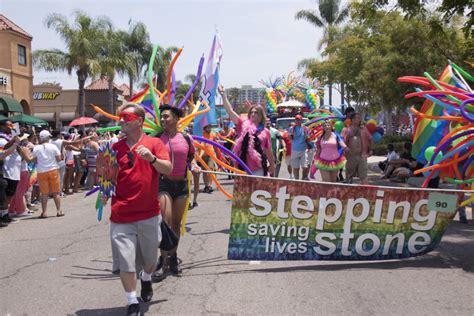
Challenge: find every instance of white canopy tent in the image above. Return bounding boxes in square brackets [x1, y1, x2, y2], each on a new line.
[277, 99, 304, 108]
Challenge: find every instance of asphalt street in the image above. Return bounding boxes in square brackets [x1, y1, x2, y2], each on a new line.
[0, 160, 473, 315]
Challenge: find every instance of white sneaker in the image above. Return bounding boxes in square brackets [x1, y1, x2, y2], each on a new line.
[14, 211, 33, 217]
[289, 175, 294, 179]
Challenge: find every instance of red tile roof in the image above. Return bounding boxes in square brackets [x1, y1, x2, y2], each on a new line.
[85, 78, 123, 91]
[119, 83, 130, 97]
[0, 15, 32, 39]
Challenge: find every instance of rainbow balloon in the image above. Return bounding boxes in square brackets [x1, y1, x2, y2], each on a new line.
[398, 61, 474, 194]
[306, 89, 319, 111]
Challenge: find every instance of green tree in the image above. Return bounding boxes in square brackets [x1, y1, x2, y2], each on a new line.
[99, 25, 130, 115]
[305, 9, 470, 135]
[226, 87, 241, 110]
[355, 0, 473, 37]
[295, 0, 349, 105]
[33, 11, 110, 117]
[151, 46, 179, 93]
[120, 21, 152, 97]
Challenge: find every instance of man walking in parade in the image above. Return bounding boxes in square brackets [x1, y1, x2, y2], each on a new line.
[101, 103, 172, 315]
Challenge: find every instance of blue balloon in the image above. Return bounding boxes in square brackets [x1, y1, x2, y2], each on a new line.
[372, 132, 382, 144]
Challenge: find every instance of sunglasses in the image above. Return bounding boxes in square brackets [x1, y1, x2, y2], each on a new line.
[119, 111, 140, 122]
[127, 151, 134, 168]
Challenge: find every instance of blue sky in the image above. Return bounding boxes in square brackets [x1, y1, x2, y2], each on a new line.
[1, 0, 344, 104]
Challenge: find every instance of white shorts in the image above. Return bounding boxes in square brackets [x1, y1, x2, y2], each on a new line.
[291, 150, 307, 169]
[284, 155, 292, 167]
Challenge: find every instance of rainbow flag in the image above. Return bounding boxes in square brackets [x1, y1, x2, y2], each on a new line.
[411, 65, 457, 163]
[28, 162, 37, 187]
[128, 84, 162, 115]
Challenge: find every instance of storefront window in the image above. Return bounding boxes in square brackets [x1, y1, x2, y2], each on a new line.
[18, 44, 26, 65]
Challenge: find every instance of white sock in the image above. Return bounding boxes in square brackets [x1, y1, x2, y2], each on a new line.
[126, 291, 139, 305]
[140, 270, 152, 282]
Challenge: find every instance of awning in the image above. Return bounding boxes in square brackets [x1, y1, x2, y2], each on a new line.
[9, 113, 48, 125]
[59, 112, 76, 121]
[0, 95, 24, 113]
[34, 112, 55, 121]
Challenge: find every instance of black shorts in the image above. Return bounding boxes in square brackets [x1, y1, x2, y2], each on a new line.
[5, 178, 19, 197]
[198, 155, 212, 168]
[0, 177, 7, 209]
[159, 176, 189, 200]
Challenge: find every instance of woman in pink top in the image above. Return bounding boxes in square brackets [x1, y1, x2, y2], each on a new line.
[153, 105, 200, 282]
[218, 85, 275, 176]
[314, 120, 349, 182]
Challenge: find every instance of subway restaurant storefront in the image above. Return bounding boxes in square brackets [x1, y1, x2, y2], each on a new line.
[32, 83, 77, 128]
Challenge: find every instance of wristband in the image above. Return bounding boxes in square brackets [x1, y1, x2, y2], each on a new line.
[150, 156, 157, 164]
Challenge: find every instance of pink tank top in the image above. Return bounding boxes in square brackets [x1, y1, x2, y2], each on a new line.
[160, 133, 195, 177]
[319, 134, 340, 161]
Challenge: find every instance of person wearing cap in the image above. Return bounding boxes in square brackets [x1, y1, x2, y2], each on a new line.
[24, 130, 64, 218]
[289, 114, 310, 180]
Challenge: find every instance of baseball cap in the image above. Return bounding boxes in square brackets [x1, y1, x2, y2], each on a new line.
[295, 114, 303, 120]
[39, 130, 52, 140]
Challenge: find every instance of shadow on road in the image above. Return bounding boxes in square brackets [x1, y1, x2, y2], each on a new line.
[190, 228, 229, 236]
[183, 221, 474, 276]
[75, 299, 166, 315]
[64, 265, 119, 281]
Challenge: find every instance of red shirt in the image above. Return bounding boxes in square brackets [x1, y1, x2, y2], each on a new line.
[282, 131, 292, 156]
[111, 134, 170, 223]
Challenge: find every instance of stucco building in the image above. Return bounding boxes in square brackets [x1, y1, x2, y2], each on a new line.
[0, 14, 33, 116]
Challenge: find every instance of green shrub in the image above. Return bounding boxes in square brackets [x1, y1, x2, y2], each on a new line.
[373, 142, 406, 156]
[380, 134, 412, 144]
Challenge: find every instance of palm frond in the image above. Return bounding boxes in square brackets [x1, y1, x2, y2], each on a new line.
[33, 49, 69, 73]
[295, 10, 325, 28]
[334, 5, 349, 25]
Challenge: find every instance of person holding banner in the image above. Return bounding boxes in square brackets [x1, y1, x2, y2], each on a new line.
[314, 119, 349, 182]
[218, 85, 275, 176]
[152, 105, 200, 282]
[101, 103, 172, 315]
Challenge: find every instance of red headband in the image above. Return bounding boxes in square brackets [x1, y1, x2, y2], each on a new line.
[119, 111, 141, 122]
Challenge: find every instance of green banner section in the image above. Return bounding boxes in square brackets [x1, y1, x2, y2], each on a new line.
[228, 177, 458, 261]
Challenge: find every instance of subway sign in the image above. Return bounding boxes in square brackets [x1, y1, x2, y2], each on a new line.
[33, 92, 60, 100]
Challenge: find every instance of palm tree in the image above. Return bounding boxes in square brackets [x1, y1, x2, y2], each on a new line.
[151, 46, 178, 93]
[99, 27, 129, 115]
[33, 11, 110, 117]
[295, 0, 349, 105]
[227, 88, 241, 110]
[121, 21, 152, 97]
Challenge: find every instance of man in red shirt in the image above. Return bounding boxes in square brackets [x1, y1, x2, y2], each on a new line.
[281, 124, 293, 179]
[102, 103, 172, 315]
